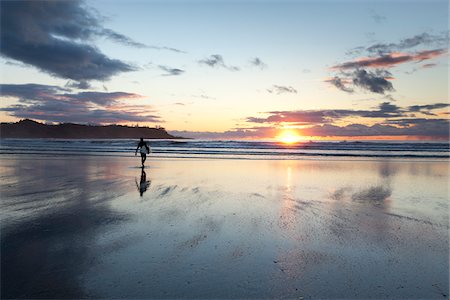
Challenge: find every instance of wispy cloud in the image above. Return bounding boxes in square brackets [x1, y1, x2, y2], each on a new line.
[366, 32, 448, 55]
[198, 54, 240, 71]
[370, 9, 387, 24]
[192, 94, 216, 100]
[249, 57, 267, 69]
[267, 85, 297, 94]
[0, 83, 161, 124]
[158, 65, 185, 76]
[325, 77, 354, 93]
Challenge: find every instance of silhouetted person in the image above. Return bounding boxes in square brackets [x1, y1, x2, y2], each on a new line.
[136, 168, 151, 196]
[135, 137, 150, 167]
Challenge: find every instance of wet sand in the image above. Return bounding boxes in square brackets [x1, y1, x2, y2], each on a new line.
[1, 154, 448, 299]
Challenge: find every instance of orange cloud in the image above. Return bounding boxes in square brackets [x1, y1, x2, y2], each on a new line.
[332, 49, 446, 70]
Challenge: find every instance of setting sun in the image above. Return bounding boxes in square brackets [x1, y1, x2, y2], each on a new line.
[276, 129, 302, 144]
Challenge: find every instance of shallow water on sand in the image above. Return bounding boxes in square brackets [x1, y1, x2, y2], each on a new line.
[1, 155, 448, 298]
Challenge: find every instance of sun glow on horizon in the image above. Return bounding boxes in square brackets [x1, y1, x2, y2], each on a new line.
[276, 129, 303, 144]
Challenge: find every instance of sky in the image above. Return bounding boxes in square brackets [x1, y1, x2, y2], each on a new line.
[0, 0, 449, 140]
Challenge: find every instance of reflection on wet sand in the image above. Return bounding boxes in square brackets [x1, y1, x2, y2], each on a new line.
[1, 155, 448, 299]
[136, 167, 151, 196]
[0, 157, 131, 298]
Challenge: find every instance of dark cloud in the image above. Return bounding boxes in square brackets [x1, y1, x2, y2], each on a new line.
[361, 102, 402, 118]
[244, 102, 428, 126]
[171, 118, 450, 139]
[65, 80, 91, 90]
[382, 118, 450, 137]
[0, 0, 139, 82]
[0, 83, 161, 124]
[1, 84, 140, 106]
[327, 69, 394, 95]
[1, 83, 70, 102]
[250, 57, 267, 69]
[302, 120, 449, 138]
[248, 110, 381, 125]
[267, 85, 297, 94]
[352, 69, 394, 94]
[408, 103, 449, 112]
[158, 65, 185, 76]
[198, 54, 240, 71]
[241, 101, 449, 138]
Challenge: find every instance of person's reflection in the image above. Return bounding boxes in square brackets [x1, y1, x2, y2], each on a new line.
[136, 167, 151, 196]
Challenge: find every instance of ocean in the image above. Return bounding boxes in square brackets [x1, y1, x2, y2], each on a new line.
[1, 138, 449, 159]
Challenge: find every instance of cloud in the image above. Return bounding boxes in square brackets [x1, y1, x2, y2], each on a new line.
[100, 28, 148, 48]
[330, 33, 448, 94]
[352, 69, 394, 94]
[370, 10, 387, 24]
[328, 69, 394, 94]
[408, 103, 450, 115]
[158, 65, 185, 76]
[65, 80, 91, 90]
[247, 111, 330, 124]
[249, 57, 267, 69]
[302, 120, 449, 138]
[325, 77, 354, 93]
[192, 94, 216, 100]
[0, 0, 140, 82]
[366, 32, 449, 55]
[246, 102, 405, 125]
[241, 101, 449, 138]
[169, 127, 277, 140]
[198, 54, 240, 71]
[0, 83, 161, 124]
[171, 117, 450, 139]
[267, 85, 298, 94]
[332, 49, 446, 70]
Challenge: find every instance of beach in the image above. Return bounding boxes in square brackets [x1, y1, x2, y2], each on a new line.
[1, 154, 448, 299]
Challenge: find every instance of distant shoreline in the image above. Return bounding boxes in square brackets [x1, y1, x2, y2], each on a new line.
[0, 119, 185, 139]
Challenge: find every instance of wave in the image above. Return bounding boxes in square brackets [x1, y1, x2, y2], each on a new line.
[1, 138, 449, 159]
